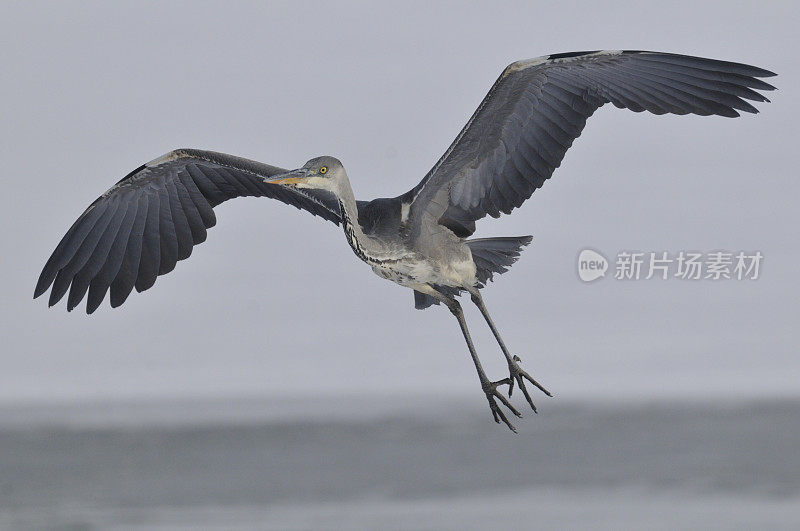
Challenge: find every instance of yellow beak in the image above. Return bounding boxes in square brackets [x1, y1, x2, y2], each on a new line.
[263, 168, 310, 186]
[268, 176, 304, 185]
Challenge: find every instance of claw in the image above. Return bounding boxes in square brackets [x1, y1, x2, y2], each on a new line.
[504, 358, 552, 414]
[493, 389, 522, 418]
[520, 366, 552, 397]
[489, 399, 517, 433]
[483, 380, 521, 432]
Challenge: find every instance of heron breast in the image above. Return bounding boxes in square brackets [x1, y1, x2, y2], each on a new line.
[371, 259, 433, 287]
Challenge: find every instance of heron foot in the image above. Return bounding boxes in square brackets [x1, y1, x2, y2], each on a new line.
[506, 355, 552, 413]
[482, 378, 522, 432]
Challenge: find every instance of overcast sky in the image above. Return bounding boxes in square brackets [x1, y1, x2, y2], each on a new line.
[1, 1, 797, 405]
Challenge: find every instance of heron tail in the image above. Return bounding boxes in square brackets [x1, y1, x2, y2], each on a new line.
[413, 235, 533, 310]
[467, 236, 533, 288]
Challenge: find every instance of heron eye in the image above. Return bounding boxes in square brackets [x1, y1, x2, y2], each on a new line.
[319, 166, 328, 175]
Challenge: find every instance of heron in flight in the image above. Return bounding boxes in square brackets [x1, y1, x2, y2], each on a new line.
[35, 51, 775, 431]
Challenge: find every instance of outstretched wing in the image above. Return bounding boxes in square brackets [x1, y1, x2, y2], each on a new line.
[34, 149, 342, 313]
[405, 50, 776, 238]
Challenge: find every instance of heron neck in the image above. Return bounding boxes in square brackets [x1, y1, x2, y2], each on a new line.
[334, 179, 379, 263]
[335, 180, 360, 233]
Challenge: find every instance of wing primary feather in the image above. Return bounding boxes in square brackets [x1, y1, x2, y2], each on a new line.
[185, 164, 227, 206]
[613, 64, 736, 113]
[631, 56, 776, 89]
[48, 198, 121, 308]
[178, 170, 217, 228]
[174, 178, 207, 244]
[612, 64, 753, 115]
[156, 185, 179, 274]
[596, 69, 702, 114]
[67, 195, 132, 311]
[580, 69, 672, 114]
[35, 200, 111, 299]
[164, 177, 194, 260]
[110, 193, 148, 307]
[622, 61, 772, 102]
[135, 189, 162, 293]
[86, 194, 139, 313]
[632, 53, 777, 78]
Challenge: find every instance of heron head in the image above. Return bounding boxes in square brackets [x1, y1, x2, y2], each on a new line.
[263, 156, 345, 192]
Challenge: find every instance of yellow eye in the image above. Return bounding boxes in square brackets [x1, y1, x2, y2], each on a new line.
[319, 166, 328, 174]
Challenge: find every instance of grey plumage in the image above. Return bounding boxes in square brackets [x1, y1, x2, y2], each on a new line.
[406, 50, 775, 238]
[468, 236, 533, 288]
[414, 236, 532, 309]
[34, 50, 776, 431]
[34, 149, 342, 313]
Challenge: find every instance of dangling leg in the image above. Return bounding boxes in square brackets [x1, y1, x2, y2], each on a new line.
[469, 288, 552, 412]
[416, 285, 521, 431]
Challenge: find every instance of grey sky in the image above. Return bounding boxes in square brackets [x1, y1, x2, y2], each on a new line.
[1, 1, 797, 404]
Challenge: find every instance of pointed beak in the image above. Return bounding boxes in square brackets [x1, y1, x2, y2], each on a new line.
[263, 168, 310, 186]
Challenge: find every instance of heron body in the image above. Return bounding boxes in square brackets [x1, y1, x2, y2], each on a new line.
[322, 162, 479, 291]
[34, 50, 776, 431]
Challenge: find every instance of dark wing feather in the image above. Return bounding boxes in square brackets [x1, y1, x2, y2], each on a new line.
[35, 148, 343, 313]
[405, 50, 776, 238]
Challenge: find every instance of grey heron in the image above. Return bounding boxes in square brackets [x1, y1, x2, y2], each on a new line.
[34, 50, 776, 431]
